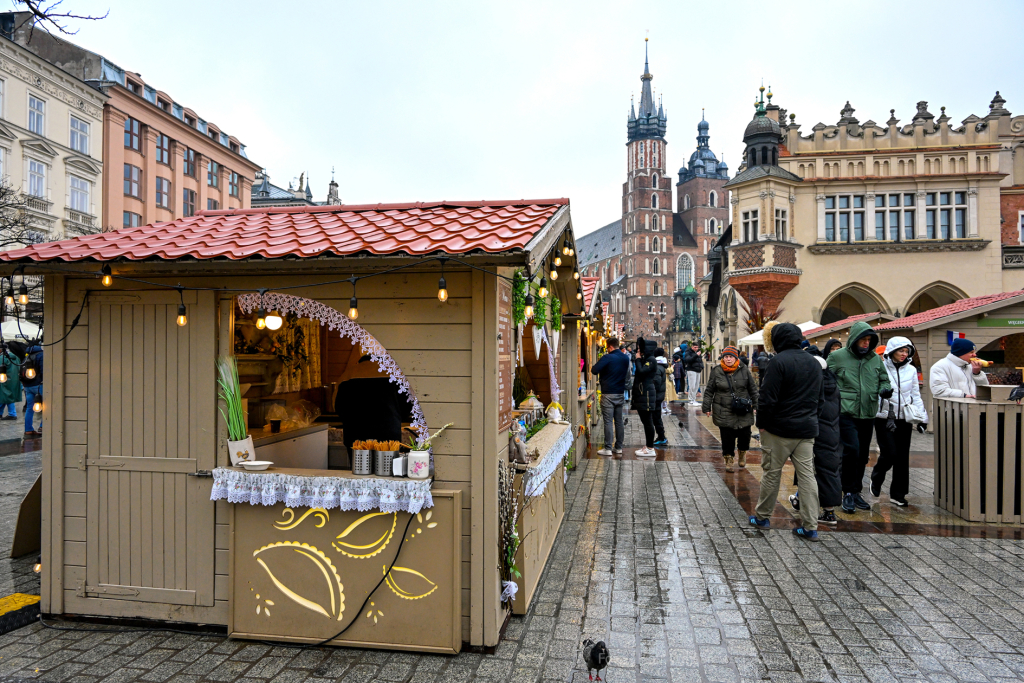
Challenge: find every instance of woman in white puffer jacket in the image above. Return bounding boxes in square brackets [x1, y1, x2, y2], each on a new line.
[870, 336, 927, 507]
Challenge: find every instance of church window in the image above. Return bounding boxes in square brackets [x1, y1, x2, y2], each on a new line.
[703, 261, 708, 276]
[676, 254, 693, 289]
[652, 193, 658, 209]
[662, 215, 667, 231]
[629, 177, 633, 191]
[653, 259, 660, 274]
[640, 141, 645, 167]
[652, 173, 658, 188]
[709, 191, 717, 207]
[709, 217, 716, 233]
[645, 258, 650, 274]
[684, 194, 690, 210]
[652, 237, 660, 253]
[704, 240, 708, 255]
[628, 196, 633, 211]
[654, 281, 660, 295]
[645, 214, 649, 230]
[645, 236, 649, 251]
[646, 282, 651, 295]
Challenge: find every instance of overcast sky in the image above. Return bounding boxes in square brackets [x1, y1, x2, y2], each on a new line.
[62, 0, 1024, 236]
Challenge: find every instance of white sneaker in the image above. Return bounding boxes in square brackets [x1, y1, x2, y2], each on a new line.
[613, 448, 623, 455]
[597, 448, 613, 456]
[637, 447, 655, 457]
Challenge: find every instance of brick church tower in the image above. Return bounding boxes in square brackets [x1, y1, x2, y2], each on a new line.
[618, 39, 674, 339]
[676, 112, 730, 287]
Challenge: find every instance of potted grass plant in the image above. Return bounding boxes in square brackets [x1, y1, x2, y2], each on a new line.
[405, 422, 453, 480]
[217, 356, 254, 466]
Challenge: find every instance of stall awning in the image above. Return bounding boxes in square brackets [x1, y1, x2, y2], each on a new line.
[0, 199, 570, 263]
[736, 321, 819, 346]
[875, 291, 1024, 332]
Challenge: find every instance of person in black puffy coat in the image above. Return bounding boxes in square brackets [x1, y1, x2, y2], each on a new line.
[790, 355, 843, 527]
[631, 338, 659, 456]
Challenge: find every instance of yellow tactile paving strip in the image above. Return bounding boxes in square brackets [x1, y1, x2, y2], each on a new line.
[0, 593, 40, 617]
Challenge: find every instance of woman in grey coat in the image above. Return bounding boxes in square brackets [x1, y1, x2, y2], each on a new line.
[701, 345, 758, 472]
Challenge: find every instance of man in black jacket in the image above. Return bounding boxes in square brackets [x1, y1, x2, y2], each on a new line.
[750, 322, 823, 541]
[682, 344, 704, 406]
[631, 338, 659, 457]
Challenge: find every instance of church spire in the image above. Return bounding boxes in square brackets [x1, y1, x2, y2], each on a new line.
[626, 37, 667, 142]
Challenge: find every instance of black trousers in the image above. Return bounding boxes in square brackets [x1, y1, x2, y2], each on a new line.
[719, 425, 751, 456]
[652, 408, 665, 441]
[839, 415, 875, 494]
[871, 417, 913, 501]
[636, 409, 656, 447]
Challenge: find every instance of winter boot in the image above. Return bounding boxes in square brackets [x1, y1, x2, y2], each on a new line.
[724, 455, 735, 473]
[737, 451, 747, 469]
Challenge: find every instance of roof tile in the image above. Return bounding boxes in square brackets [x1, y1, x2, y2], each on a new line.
[0, 199, 568, 263]
[875, 291, 1024, 331]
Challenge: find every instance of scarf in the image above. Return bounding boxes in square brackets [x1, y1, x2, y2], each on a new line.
[720, 356, 740, 373]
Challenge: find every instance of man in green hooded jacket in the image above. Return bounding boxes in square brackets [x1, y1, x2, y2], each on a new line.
[826, 321, 892, 513]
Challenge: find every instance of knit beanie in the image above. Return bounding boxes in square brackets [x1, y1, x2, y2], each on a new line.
[950, 338, 975, 357]
[722, 345, 740, 359]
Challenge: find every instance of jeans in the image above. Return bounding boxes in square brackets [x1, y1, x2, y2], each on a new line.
[755, 431, 819, 531]
[839, 416, 875, 494]
[686, 371, 700, 403]
[636, 409, 656, 447]
[674, 377, 682, 394]
[24, 386, 41, 433]
[871, 417, 913, 501]
[0, 403, 14, 417]
[600, 394, 624, 450]
[719, 425, 751, 455]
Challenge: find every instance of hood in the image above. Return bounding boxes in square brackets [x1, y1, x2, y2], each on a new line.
[845, 321, 879, 351]
[640, 338, 657, 357]
[770, 322, 805, 352]
[813, 355, 828, 369]
[656, 356, 668, 365]
[822, 338, 842, 359]
[762, 321, 780, 353]
[883, 336, 915, 359]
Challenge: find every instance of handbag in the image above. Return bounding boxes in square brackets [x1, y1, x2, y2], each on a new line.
[724, 371, 752, 415]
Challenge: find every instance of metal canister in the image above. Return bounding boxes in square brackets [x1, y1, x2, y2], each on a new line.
[375, 450, 397, 477]
[352, 449, 372, 475]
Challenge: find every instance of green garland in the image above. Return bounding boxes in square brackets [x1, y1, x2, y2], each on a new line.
[512, 269, 527, 326]
[532, 282, 548, 327]
[550, 296, 561, 330]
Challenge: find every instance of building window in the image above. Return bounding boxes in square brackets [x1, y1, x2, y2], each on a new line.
[652, 193, 658, 209]
[183, 188, 196, 217]
[639, 141, 645, 168]
[208, 160, 219, 187]
[933, 191, 968, 239]
[155, 177, 170, 208]
[69, 117, 89, 154]
[157, 98, 170, 112]
[184, 114, 196, 127]
[230, 141, 239, 153]
[229, 171, 239, 198]
[872, 193, 920, 241]
[28, 95, 44, 135]
[1019, 212, 1024, 244]
[124, 117, 141, 151]
[825, 194, 864, 242]
[155, 134, 170, 165]
[69, 175, 89, 213]
[774, 209, 787, 240]
[652, 237, 660, 253]
[741, 209, 759, 242]
[123, 164, 141, 198]
[125, 79, 140, 95]
[708, 217, 716, 234]
[123, 211, 142, 227]
[652, 173, 658, 188]
[653, 258, 660, 274]
[207, 198, 219, 210]
[28, 159, 45, 197]
[183, 147, 196, 177]
[683, 194, 690, 210]
[709, 191, 717, 207]
[653, 281, 660, 295]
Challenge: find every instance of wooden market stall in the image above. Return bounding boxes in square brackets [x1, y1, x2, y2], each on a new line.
[2, 199, 586, 652]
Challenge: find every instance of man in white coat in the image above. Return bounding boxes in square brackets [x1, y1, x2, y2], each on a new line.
[930, 337, 988, 399]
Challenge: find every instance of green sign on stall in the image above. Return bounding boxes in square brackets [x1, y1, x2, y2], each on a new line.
[977, 318, 1024, 327]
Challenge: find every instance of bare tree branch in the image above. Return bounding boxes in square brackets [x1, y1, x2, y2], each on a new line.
[12, 0, 109, 39]
[0, 178, 48, 251]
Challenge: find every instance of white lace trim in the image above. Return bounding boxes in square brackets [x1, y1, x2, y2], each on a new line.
[237, 292, 430, 457]
[210, 467, 434, 514]
[523, 425, 573, 498]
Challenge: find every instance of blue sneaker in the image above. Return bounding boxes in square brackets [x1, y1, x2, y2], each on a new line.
[653, 438, 668, 446]
[749, 516, 770, 529]
[841, 493, 856, 513]
[793, 527, 820, 542]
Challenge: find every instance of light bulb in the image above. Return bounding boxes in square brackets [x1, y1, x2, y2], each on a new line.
[573, 271, 580, 280]
[550, 268, 558, 281]
[576, 292, 582, 300]
[25, 367, 35, 379]
[561, 323, 565, 330]
[101, 265, 113, 287]
[33, 400, 42, 413]
[569, 246, 574, 256]
[176, 303, 188, 327]
[437, 276, 448, 303]
[265, 313, 283, 330]
[524, 294, 534, 319]
[3, 294, 11, 307]
[538, 277, 548, 298]
[0, 372, 7, 383]
[554, 256, 562, 267]
[32, 562, 42, 573]
[255, 309, 266, 329]
[17, 284, 28, 305]
[348, 297, 359, 320]
[562, 241, 570, 256]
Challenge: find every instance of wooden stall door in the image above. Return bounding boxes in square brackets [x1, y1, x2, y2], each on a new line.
[84, 291, 216, 607]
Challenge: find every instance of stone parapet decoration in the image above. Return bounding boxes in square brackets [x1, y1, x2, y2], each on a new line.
[1002, 245, 1024, 269]
[808, 239, 990, 255]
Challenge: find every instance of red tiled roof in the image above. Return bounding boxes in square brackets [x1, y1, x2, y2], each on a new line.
[581, 277, 600, 314]
[0, 200, 569, 263]
[875, 291, 1024, 331]
[803, 312, 883, 339]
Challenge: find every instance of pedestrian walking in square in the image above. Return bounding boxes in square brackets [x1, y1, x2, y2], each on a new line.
[592, 337, 630, 456]
[653, 348, 669, 446]
[750, 322, 823, 541]
[631, 338, 659, 457]
[702, 345, 757, 472]
[0, 345, 21, 420]
[21, 344, 43, 436]
[872, 337, 928, 507]
[672, 354, 684, 397]
[682, 342, 704, 406]
[826, 321, 892, 514]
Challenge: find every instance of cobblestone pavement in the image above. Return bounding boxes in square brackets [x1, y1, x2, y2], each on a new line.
[0, 450, 41, 598]
[4, 426, 1024, 682]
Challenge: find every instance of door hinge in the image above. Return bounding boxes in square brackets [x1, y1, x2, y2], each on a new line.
[82, 584, 140, 597]
[188, 470, 213, 478]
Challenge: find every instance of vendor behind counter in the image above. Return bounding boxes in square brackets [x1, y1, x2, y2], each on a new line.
[334, 347, 412, 449]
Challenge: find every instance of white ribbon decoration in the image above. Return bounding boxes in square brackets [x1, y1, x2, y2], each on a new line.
[501, 580, 519, 603]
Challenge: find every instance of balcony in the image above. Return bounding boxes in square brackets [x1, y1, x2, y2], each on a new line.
[22, 194, 53, 216]
[64, 207, 98, 236]
[724, 241, 802, 314]
[1003, 245, 1024, 269]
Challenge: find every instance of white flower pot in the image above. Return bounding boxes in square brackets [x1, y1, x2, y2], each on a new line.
[407, 451, 431, 480]
[228, 436, 255, 467]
